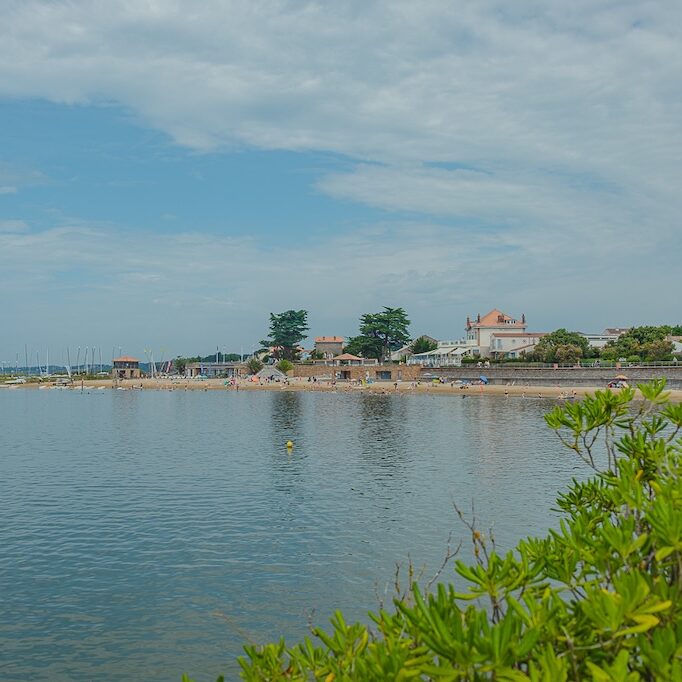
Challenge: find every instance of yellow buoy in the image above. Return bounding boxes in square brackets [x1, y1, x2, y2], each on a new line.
[286, 440, 294, 449]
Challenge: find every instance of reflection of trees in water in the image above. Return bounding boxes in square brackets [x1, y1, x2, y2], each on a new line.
[356, 394, 410, 478]
[270, 391, 304, 437]
[266, 391, 307, 500]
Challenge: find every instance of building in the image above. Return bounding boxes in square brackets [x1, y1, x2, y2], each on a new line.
[488, 332, 546, 358]
[668, 336, 682, 355]
[185, 361, 243, 378]
[466, 309, 528, 357]
[389, 335, 438, 362]
[329, 353, 377, 366]
[112, 356, 141, 380]
[580, 329, 628, 349]
[408, 344, 474, 367]
[314, 336, 344, 359]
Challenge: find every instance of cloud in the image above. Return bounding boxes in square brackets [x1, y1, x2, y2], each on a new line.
[0, 219, 28, 232]
[0, 1, 679, 355]
[0, 186, 17, 194]
[0, 218, 678, 357]
[0, 2, 679, 239]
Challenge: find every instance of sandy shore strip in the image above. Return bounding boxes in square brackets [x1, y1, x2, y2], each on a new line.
[8, 377, 682, 401]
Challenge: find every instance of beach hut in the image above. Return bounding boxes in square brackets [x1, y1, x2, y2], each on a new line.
[112, 356, 141, 380]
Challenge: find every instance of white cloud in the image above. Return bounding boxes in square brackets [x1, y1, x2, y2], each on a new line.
[0, 219, 28, 232]
[0, 2, 679, 240]
[0, 186, 17, 194]
[0, 219, 678, 358]
[0, 0, 679, 353]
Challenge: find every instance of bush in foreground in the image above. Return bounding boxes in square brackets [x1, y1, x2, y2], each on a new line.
[186, 380, 682, 680]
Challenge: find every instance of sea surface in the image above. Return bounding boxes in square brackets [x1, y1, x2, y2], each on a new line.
[0, 388, 586, 681]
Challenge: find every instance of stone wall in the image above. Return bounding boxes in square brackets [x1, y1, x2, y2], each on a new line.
[293, 363, 423, 382]
[417, 365, 682, 389]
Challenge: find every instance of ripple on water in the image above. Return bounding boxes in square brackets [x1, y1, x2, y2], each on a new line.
[0, 389, 582, 680]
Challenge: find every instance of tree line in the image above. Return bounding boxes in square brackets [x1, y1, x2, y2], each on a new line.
[176, 317, 682, 370]
[527, 326, 682, 364]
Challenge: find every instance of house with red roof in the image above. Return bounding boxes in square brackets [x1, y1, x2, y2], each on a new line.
[466, 309, 527, 355]
[314, 336, 344, 359]
[112, 356, 141, 379]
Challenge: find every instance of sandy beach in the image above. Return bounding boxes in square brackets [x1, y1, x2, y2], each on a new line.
[9, 376, 681, 402]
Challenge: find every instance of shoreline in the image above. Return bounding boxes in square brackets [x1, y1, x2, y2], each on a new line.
[5, 377, 682, 401]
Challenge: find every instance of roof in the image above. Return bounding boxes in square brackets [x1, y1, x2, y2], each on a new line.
[112, 356, 139, 363]
[334, 353, 362, 360]
[489, 332, 545, 338]
[413, 346, 470, 357]
[470, 309, 525, 328]
[315, 336, 344, 343]
[505, 343, 538, 352]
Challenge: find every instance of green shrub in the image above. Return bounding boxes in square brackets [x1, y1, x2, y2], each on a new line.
[246, 358, 264, 375]
[276, 359, 294, 374]
[186, 380, 682, 681]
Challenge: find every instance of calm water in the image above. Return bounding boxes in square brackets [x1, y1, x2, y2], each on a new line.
[0, 389, 585, 681]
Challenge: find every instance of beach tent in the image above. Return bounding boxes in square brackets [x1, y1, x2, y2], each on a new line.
[255, 367, 287, 381]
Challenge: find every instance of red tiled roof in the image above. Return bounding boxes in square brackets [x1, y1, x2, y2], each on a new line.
[468, 309, 525, 328]
[334, 353, 362, 360]
[315, 336, 344, 343]
[490, 332, 545, 338]
[113, 356, 139, 363]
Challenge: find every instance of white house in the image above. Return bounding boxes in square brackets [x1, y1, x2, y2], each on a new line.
[488, 332, 546, 357]
[466, 309, 529, 357]
[580, 329, 627, 349]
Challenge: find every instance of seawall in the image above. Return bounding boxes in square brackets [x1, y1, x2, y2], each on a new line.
[419, 366, 682, 389]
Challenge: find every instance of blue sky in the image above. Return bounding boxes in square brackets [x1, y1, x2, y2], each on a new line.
[1, 1, 680, 363]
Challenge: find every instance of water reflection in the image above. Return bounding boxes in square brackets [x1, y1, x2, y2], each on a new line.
[357, 393, 409, 472]
[0, 389, 586, 681]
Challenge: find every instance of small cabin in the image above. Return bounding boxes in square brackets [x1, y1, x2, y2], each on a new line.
[112, 356, 141, 380]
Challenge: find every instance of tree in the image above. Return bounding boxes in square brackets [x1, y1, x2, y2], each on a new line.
[173, 356, 200, 375]
[260, 310, 309, 361]
[344, 334, 382, 360]
[346, 307, 411, 361]
[602, 326, 673, 361]
[554, 343, 583, 364]
[275, 359, 293, 374]
[410, 336, 438, 355]
[532, 328, 589, 362]
[246, 358, 263, 375]
[185, 381, 682, 680]
[641, 338, 674, 361]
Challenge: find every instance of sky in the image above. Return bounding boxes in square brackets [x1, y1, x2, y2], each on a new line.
[1, 0, 681, 363]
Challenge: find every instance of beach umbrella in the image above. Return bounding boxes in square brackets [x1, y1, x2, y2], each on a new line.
[615, 374, 628, 380]
[479, 375, 489, 384]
